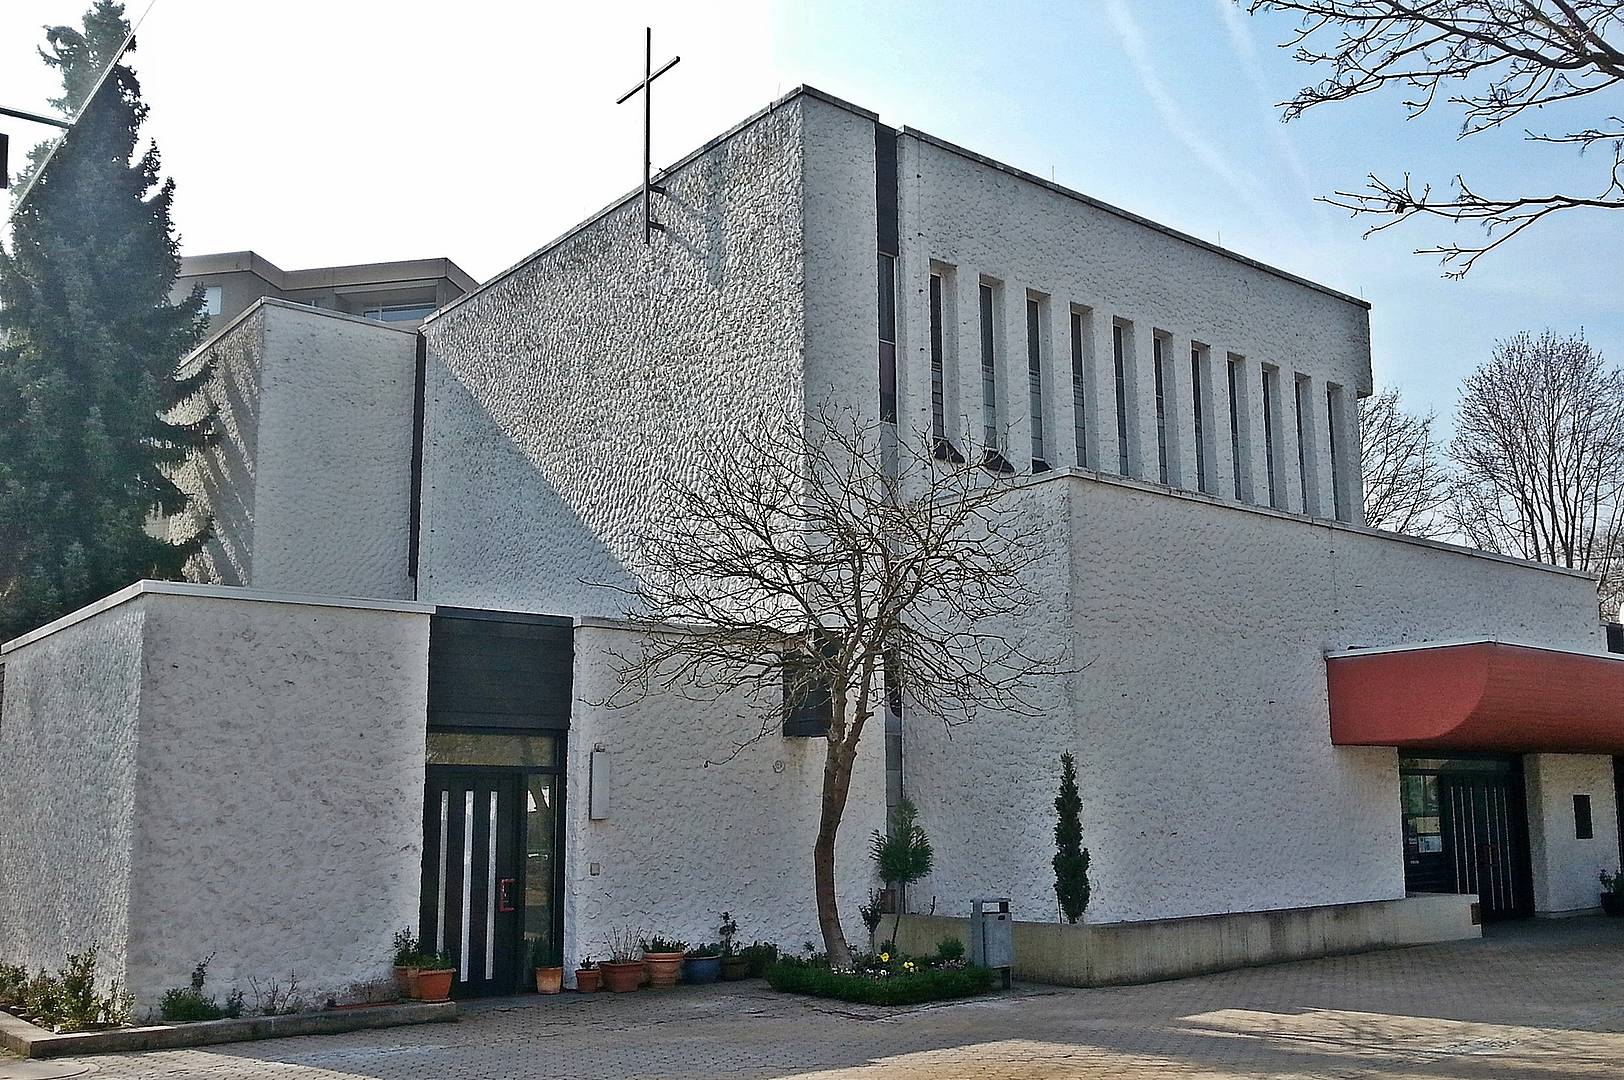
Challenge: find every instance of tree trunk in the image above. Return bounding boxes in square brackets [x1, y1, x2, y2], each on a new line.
[813, 734, 858, 968]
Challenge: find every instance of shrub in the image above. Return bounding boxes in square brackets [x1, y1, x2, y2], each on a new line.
[643, 936, 688, 954]
[740, 942, 779, 977]
[1054, 752, 1092, 924]
[0, 962, 29, 1006]
[935, 937, 965, 964]
[22, 969, 62, 1022]
[159, 956, 240, 1023]
[391, 928, 420, 967]
[767, 955, 993, 1006]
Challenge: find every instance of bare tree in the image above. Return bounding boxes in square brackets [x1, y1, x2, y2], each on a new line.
[1448, 330, 1624, 616]
[1359, 387, 1453, 536]
[1251, 1, 1624, 275]
[602, 406, 1065, 967]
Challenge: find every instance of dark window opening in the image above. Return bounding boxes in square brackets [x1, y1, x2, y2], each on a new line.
[1113, 323, 1130, 474]
[1153, 336, 1169, 485]
[979, 283, 999, 450]
[1294, 375, 1312, 515]
[1262, 366, 1280, 508]
[1191, 345, 1209, 494]
[1227, 357, 1243, 500]
[878, 254, 897, 423]
[1027, 297, 1048, 472]
[1070, 311, 1088, 468]
[784, 632, 841, 738]
[1575, 794, 1594, 840]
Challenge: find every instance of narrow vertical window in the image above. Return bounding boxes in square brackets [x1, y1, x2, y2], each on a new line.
[1070, 311, 1088, 469]
[877, 254, 897, 424]
[1294, 375, 1312, 515]
[1027, 297, 1048, 471]
[1191, 345, 1209, 494]
[1227, 358, 1243, 500]
[1153, 336, 1169, 485]
[928, 274, 946, 443]
[979, 283, 998, 446]
[1113, 322, 1130, 474]
[1262, 366, 1280, 508]
[1327, 386, 1346, 522]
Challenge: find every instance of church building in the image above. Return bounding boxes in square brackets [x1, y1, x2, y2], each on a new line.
[4, 87, 1624, 1010]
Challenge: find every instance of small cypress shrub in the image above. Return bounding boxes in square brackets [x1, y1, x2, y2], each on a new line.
[1053, 752, 1092, 924]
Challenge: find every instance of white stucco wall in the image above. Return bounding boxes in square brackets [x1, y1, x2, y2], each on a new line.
[0, 583, 431, 1012]
[0, 601, 145, 991]
[895, 128, 1371, 524]
[169, 300, 417, 600]
[1525, 753, 1620, 914]
[564, 621, 887, 970]
[418, 94, 828, 618]
[124, 590, 430, 1011]
[904, 472, 1605, 927]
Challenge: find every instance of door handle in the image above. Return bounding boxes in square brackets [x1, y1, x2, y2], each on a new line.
[497, 877, 517, 913]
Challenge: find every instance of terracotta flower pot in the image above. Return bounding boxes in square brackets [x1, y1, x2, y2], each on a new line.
[534, 966, 563, 994]
[392, 965, 417, 998]
[721, 955, 749, 981]
[415, 968, 455, 1002]
[643, 951, 685, 988]
[575, 968, 601, 993]
[600, 961, 642, 993]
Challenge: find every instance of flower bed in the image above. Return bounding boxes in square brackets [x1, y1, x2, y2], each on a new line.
[766, 950, 993, 1006]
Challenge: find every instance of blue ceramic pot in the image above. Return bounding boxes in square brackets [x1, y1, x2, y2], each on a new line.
[683, 954, 722, 983]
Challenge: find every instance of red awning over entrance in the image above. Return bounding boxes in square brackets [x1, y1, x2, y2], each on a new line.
[1327, 641, 1624, 753]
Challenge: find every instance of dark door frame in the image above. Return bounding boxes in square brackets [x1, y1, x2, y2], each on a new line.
[420, 737, 567, 997]
[1398, 753, 1535, 921]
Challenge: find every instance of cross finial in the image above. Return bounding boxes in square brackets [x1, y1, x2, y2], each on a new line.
[615, 27, 681, 244]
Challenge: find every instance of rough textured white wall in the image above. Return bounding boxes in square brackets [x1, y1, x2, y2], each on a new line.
[565, 622, 887, 971]
[124, 591, 429, 1012]
[896, 131, 1372, 523]
[905, 472, 1604, 926]
[1525, 754, 1619, 914]
[0, 602, 145, 990]
[250, 305, 417, 599]
[170, 310, 265, 586]
[419, 96, 815, 617]
[169, 301, 417, 600]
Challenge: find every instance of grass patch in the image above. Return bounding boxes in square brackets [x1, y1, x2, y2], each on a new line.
[767, 956, 994, 1006]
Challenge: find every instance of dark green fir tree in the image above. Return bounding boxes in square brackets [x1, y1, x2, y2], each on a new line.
[1053, 752, 1091, 924]
[0, 1, 212, 641]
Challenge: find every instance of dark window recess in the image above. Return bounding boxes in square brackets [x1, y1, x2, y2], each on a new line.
[874, 123, 899, 256]
[929, 275, 964, 463]
[1607, 623, 1623, 654]
[1153, 337, 1168, 485]
[1070, 311, 1088, 469]
[1027, 297, 1048, 472]
[1113, 323, 1130, 474]
[878, 253, 897, 423]
[784, 632, 841, 738]
[0, 133, 9, 191]
[1575, 794, 1595, 839]
[428, 609, 574, 732]
[408, 333, 428, 582]
[1227, 358, 1244, 500]
[1191, 345, 1208, 494]
[979, 283, 999, 449]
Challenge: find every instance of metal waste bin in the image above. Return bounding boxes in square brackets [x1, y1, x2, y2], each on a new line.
[970, 897, 1012, 988]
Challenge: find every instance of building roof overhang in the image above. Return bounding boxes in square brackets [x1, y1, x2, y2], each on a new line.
[1327, 640, 1624, 753]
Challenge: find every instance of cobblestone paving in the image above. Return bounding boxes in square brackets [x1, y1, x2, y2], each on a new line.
[6, 919, 1623, 1079]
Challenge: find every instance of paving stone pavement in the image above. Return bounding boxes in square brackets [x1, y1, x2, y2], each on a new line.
[5, 918, 1623, 1079]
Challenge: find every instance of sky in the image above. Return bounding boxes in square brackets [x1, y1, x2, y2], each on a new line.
[2, 0, 1620, 433]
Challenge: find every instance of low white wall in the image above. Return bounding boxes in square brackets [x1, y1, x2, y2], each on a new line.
[0, 603, 146, 991]
[564, 622, 887, 974]
[1525, 754, 1620, 914]
[125, 591, 430, 1012]
[905, 472, 1605, 928]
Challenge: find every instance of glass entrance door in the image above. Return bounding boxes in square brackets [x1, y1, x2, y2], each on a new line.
[421, 732, 565, 996]
[1399, 755, 1533, 921]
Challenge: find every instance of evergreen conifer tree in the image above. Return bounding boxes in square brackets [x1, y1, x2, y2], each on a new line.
[1053, 752, 1091, 924]
[0, 1, 212, 641]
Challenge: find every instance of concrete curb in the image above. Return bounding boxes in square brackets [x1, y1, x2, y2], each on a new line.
[0, 1001, 458, 1059]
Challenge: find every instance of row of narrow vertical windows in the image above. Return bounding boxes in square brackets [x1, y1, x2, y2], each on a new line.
[901, 266, 1354, 523]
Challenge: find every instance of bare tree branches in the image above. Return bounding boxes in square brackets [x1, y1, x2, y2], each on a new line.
[1251, 1, 1624, 274]
[1359, 387, 1452, 536]
[1447, 329, 1624, 616]
[599, 403, 1067, 966]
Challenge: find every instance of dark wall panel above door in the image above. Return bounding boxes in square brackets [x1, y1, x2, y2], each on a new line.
[429, 608, 573, 731]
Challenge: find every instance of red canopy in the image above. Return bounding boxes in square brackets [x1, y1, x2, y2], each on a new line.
[1327, 641, 1624, 753]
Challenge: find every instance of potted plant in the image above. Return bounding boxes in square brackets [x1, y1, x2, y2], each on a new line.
[575, 957, 600, 994]
[719, 912, 748, 981]
[642, 936, 688, 988]
[413, 951, 455, 1002]
[1600, 869, 1624, 916]
[391, 928, 419, 998]
[531, 938, 563, 994]
[684, 942, 722, 984]
[600, 928, 644, 994]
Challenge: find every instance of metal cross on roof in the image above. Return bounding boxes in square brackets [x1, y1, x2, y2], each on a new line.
[615, 27, 680, 244]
